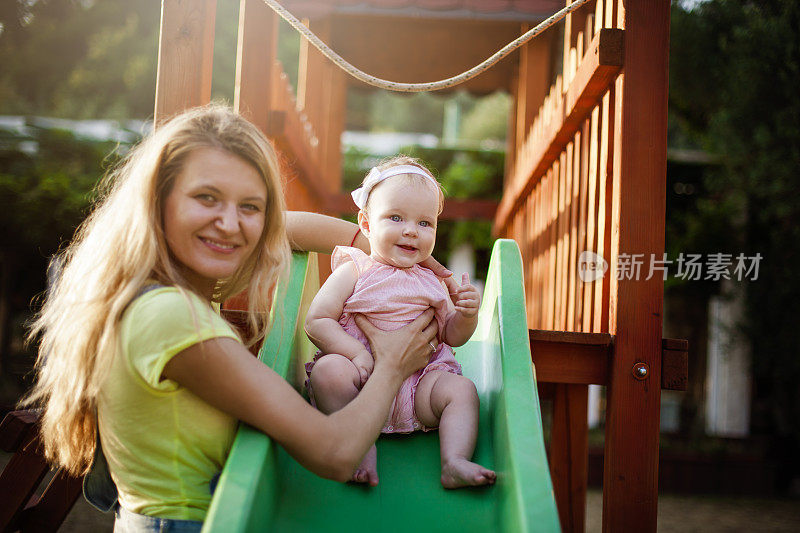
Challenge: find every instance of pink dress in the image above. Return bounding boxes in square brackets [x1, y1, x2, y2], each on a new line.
[305, 246, 462, 434]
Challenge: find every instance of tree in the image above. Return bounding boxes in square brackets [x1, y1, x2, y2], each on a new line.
[669, 0, 800, 490]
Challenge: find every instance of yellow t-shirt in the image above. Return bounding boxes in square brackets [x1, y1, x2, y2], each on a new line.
[98, 286, 240, 521]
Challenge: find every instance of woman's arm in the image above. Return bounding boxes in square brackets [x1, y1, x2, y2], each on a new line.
[285, 211, 451, 277]
[285, 211, 369, 254]
[162, 308, 437, 482]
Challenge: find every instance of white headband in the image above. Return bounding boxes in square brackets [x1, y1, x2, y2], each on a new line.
[351, 165, 438, 209]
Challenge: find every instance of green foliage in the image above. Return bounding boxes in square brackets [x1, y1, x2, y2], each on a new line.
[0, 123, 128, 384]
[0, 0, 287, 118]
[459, 91, 511, 142]
[0, 0, 161, 118]
[0, 128, 114, 250]
[670, 0, 800, 485]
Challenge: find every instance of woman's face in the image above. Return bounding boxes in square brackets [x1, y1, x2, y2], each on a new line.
[163, 147, 267, 298]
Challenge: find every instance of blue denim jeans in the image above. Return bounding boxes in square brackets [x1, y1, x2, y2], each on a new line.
[113, 506, 203, 533]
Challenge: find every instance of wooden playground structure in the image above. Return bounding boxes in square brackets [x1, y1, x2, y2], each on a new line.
[0, 1, 687, 531]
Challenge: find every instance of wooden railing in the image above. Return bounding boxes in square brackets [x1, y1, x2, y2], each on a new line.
[500, 1, 673, 531]
[0, 411, 83, 531]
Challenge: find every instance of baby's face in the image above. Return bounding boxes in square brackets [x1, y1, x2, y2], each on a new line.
[359, 176, 439, 269]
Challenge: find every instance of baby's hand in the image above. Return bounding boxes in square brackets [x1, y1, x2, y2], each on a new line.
[351, 351, 375, 386]
[446, 273, 481, 318]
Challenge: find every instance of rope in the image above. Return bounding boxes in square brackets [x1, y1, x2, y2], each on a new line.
[262, 0, 592, 93]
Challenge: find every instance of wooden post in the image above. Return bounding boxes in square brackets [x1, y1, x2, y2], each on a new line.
[549, 384, 589, 533]
[234, 0, 278, 135]
[320, 66, 347, 195]
[603, 1, 670, 531]
[516, 25, 552, 165]
[154, 0, 217, 124]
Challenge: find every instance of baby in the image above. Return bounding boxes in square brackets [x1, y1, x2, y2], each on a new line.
[305, 156, 496, 488]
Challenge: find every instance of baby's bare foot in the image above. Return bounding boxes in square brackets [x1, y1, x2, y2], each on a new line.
[441, 458, 496, 489]
[351, 445, 379, 487]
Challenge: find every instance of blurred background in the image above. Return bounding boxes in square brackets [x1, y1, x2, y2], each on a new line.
[1, 0, 799, 530]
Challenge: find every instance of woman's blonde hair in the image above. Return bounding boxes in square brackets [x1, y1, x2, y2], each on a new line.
[22, 103, 291, 475]
[365, 155, 444, 214]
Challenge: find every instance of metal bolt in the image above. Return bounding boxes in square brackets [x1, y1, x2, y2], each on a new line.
[632, 362, 649, 380]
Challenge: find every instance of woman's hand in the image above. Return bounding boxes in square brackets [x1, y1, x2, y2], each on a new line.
[354, 308, 438, 379]
[420, 255, 453, 278]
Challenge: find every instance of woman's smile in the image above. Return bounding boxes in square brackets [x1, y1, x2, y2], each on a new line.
[163, 147, 267, 298]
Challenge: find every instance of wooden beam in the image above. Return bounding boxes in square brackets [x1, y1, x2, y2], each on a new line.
[494, 28, 624, 233]
[0, 412, 49, 531]
[603, 2, 670, 530]
[529, 330, 688, 391]
[331, 15, 521, 94]
[531, 329, 612, 386]
[662, 339, 689, 391]
[17, 469, 82, 532]
[515, 25, 552, 164]
[234, 0, 278, 134]
[267, 110, 327, 209]
[154, 0, 217, 124]
[549, 383, 588, 533]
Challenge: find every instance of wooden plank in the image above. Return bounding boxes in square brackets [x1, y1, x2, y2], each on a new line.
[530, 334, 610, 386]
[268, 109, 326, 211]
[495, 28, 624, 232]
[0, 410, 38, 452]
[662, 338, 688, 351]
[547, 166, 558, 330]
[575, 121, 589, 330]
[662, 348, 688, 391]
[595, 0, 605, 32]
[321, 65, 347, 192]
[555, 153, 567, 330]
[332, 14, 522, 94]
[602, 1, 670, 531]
[531, 329, 614, 346]
[154, 0, 216, 124]
[549, 384, 588, 533]
[0, 430, 49, 530]
[532, 183, 543, 327]
[562, 2, 573, 89]
[598, 90, 614, 333]
[297, 19, 330, 177]
[530, 329, 687, 390]
[17, 469, 83, 533]
[583, 107, 600, 332]
[561, 150, 572, 331]
[565, 139, 578, 332]
[234, 0, 278, 134]
[516, 23, 552, 176]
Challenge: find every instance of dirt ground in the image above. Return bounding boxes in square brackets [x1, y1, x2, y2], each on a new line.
[585, 489, 800, 533]
[4, 449, 799, 532]
[43, 486, 800, 532]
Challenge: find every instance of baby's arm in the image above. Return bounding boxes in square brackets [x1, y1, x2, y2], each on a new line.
[442, 273, 481, 347]
[305, 261, 374, 384]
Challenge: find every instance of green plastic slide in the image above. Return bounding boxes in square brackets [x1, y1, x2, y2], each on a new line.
[204, 239, 560, 532]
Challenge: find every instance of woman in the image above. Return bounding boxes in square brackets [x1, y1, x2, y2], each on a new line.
[23, 104, 441, 530]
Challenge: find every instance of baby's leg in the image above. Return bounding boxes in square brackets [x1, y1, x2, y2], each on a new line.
[414, 371, 496, 489]
[309, 354, 379, 486]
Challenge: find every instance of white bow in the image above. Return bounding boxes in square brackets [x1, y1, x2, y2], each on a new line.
[351, 165, 437, 209]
